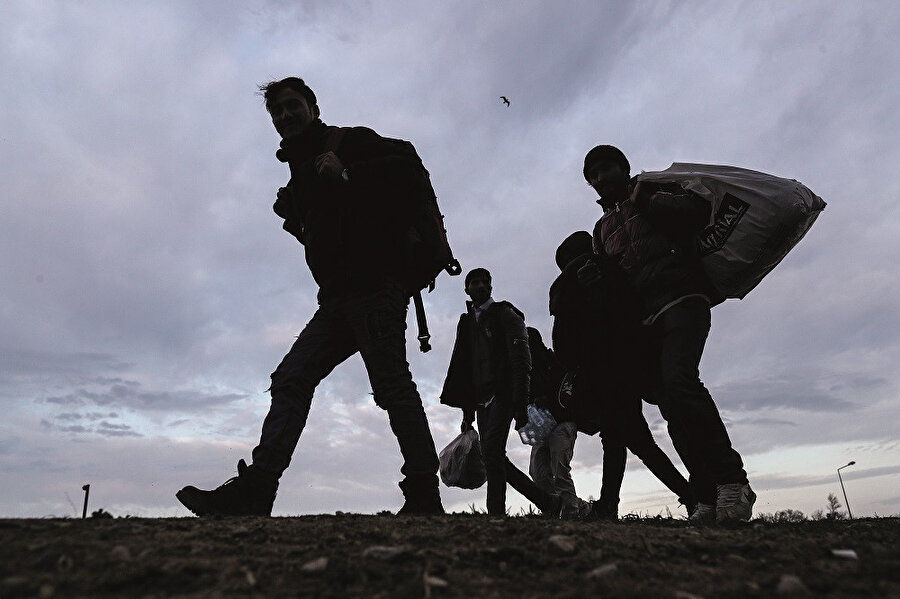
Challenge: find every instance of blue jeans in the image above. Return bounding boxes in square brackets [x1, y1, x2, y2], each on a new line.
[649, 297, 747, 504]
[251, 284, 440, 499]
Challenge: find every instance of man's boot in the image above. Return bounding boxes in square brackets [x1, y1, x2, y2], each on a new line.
[396, 478, 445, 516]
[176, 459, 278, 517]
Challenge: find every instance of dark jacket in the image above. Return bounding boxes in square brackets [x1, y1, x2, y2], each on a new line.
[275, 120, 422, 302]
[550, 253, 634, 372]
[592, 179, 718, 318]
[440, 301, 532, 411]
[549, 252, 651, 433]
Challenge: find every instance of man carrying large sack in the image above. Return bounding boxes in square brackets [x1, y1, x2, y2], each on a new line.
[581, 144, 754, 524]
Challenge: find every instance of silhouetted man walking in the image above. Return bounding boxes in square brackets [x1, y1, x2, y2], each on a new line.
[582, 144, 754, 523]
[177, 77, 443, 516]
[440, 268, 560, 517]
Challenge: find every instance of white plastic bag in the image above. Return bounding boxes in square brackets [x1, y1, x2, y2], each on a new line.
[637, 163, 826, 299]
[439, 429, 486, 489]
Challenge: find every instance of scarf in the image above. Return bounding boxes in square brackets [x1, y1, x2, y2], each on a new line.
[275, 119, 329, 165]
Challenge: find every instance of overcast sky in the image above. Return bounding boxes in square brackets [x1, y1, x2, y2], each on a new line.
[2, 0, 899, 519]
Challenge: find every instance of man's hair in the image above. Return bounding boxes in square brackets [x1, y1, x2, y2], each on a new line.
[555, 231, 593, 270]
[465, 267, 491, 288]
[259, 77, 317, 111]
[583, 144, 630, 181]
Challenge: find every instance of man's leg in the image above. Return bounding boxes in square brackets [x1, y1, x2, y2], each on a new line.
[477, 403, 507, 515]
[619, 406, 696, 512]
[546, 421, 582, 515]
[251, 305, 356, 479]
[655, 298, 752, 520]
[596, 433, 626, 519]
[529, 440, 554, 495]
[177, 305, 355, 516]
[478, 400, 556, 516]
[348, 285, 442, 512]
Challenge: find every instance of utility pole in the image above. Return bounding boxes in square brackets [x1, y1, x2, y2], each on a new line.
[81, 484, 90, 519]
[837, 461, 855, 519]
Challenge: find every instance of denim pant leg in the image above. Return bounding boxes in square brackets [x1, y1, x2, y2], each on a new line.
[547, 422, 579, 508]
[599, 434, 627, 504]
[344, 286, 440, 497]
[620, 409, 695, 507]
[655, 298, 747, 496]
[477, 402, 510, 515]
[478, 400, 553, 515]
[252, 305, 357, 479]
[529, 442, 554, 495]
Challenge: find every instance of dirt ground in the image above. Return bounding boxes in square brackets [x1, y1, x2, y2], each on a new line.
[1, 514, 898, 598]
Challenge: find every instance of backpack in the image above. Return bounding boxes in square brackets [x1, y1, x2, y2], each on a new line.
[636, 163, 826, 299]
[327, 128, 461, 351]
[525, 326, 564, 407]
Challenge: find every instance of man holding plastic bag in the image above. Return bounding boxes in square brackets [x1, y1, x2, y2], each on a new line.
[440, 268, 561, 517]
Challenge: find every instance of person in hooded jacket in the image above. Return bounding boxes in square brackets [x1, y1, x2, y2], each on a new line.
[550, 231, 695, 519]
[441, 268, 561, 517]
[581, 144, 754, 523]
[176, 77, 443, 517]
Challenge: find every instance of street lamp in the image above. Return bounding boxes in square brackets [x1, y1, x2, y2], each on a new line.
[837, 461, 855, 519]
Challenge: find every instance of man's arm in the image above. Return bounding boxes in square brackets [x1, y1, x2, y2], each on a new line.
[273, 186, 306, 244]
[634, 182, 710, 232]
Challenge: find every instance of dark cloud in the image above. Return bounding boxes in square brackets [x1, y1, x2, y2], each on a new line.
[711, 374, 859, 413]
[41, 384, 247, 413]
[0, 348, 132, 379]
[737, 417, 798, 428]
[753, 464, 900, 492]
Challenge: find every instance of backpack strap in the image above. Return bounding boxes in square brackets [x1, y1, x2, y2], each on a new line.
[412, 290, 431, 353]
[324, 127, 348, 153]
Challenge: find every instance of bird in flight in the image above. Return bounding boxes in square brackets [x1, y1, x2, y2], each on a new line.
[500, 96, 510, 107]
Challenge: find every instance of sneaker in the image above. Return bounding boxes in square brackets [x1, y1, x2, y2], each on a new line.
[715, 483, 756, 523]
[176, 459, 277, 517]
[688, 502, 716, 523]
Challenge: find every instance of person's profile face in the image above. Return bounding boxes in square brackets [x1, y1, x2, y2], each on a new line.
[267, 88, 317, 140]
[586, 161, 628, 203]
[465, 275, 492, 305]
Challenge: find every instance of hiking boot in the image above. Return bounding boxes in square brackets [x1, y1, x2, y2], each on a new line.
[688, 502, 716, 524]
[560, 497, 592, 520]
[396, 496, 445, 516]
[715, 483, 756, 523]
[176, 459, 277, 517]
[397, 477, 445, 515]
